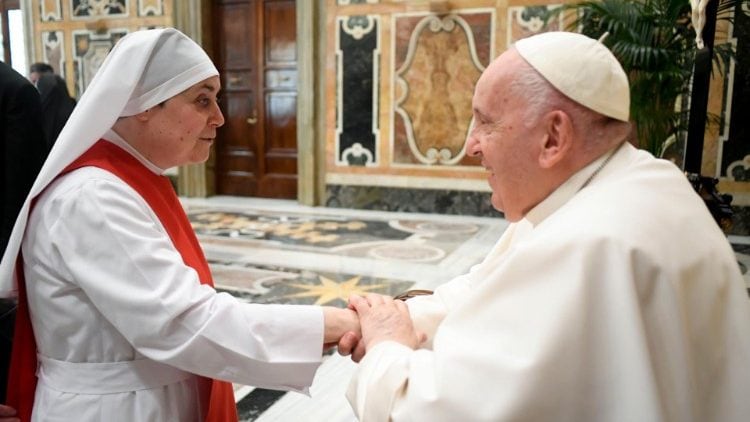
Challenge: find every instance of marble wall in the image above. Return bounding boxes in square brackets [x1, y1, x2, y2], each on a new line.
[324, 0, 568, 215]
[29, 0, 173, 97]
[325, 0, 750, 219]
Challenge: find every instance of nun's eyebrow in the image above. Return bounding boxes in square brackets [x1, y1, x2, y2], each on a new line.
[200, 83, 219, 92]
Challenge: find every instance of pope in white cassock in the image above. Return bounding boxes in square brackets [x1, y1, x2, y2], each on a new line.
[341, 31, 750, 421]
[0, 28, 359, 421]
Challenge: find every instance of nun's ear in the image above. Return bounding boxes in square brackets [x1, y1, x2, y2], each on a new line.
[134, 108, 154, 122]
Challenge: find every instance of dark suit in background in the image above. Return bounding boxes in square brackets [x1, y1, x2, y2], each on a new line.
[36, 73, 75, 148]
[0, 61, 48, 402]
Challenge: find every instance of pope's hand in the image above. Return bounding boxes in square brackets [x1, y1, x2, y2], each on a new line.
[349, 294, 425, 351]
[337, 330, 366, 362]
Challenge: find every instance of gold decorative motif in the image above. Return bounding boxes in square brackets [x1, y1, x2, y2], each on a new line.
[284, 276, 387, 305]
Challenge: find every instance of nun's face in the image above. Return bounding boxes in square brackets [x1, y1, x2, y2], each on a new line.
[144, 76, 224, 168]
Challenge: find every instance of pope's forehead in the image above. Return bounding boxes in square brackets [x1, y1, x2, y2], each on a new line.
[475, 50, 523, 93]
[490, 49, 526, 76]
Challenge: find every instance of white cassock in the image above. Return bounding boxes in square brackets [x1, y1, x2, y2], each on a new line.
[23, 135, 324, 421]
[348, 142, 750, 421]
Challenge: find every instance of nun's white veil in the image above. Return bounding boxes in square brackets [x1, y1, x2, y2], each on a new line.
[0, 28, 218, 296]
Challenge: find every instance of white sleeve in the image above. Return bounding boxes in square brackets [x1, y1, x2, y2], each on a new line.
[44, 176, 323, 391]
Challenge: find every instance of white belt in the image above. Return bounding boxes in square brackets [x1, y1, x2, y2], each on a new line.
[37, 354, 194, 394]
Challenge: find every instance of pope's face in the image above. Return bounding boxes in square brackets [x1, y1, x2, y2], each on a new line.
[144, 76, 224, 168]
[464, 51, 544, 221]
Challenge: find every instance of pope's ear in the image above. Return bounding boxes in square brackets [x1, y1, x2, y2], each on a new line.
[538, 110, 573, 169]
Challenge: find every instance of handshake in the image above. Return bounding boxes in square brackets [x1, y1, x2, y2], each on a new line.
[322, 293, 428, 362]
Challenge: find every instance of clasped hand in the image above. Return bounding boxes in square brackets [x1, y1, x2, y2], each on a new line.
[325, 294, 426, 363]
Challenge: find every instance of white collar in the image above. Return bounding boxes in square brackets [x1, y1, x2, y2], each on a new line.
[103, 129, 166, 175]
[525, 142, 628, 227]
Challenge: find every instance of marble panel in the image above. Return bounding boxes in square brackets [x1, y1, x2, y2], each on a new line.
[70, 0, 129, 20]
[720, 4, 750, 179]
[72, 29, 128, 96]
[392, 10, 493, 167]
[41, 31, 66, 77]
[507, 5, 563, 46]
[336, 15, 380, 167]
[325, 184, 502, 218]
[137, 0, 163, 16]
[41, 0, 63, 22]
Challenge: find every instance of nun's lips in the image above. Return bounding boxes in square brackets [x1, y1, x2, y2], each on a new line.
[199, 137, 215, 143]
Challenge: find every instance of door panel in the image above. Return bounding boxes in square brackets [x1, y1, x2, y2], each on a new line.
[264, 1, 296, 63]
[263, 91, 298, 195]
[214, 0, 297, 198]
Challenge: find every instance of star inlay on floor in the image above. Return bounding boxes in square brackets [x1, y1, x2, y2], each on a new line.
[283, 275, 388, 305]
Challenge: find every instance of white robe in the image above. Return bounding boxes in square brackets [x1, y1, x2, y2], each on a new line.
[22, 136, 324, 421]
[347, 142, 750, 421]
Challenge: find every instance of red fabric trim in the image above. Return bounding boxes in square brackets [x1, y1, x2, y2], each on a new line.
[6, 256, 35, 422]
[6, 140, 238, 421]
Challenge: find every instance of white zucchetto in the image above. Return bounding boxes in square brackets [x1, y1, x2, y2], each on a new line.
[515, 31, 630, 122]
[0, 28, 218, 296]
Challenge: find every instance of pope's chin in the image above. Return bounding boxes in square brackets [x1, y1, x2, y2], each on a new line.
[489, 192, 504, 214]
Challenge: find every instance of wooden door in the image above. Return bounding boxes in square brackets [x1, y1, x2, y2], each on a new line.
[213, 0, 298, 198]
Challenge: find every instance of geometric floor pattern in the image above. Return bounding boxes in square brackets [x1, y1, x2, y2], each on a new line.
[183, 196, 750, 421]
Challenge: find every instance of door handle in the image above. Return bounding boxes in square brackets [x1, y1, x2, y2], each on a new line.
[246, 110, 258, 125]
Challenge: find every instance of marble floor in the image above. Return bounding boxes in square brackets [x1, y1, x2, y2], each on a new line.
[182, 196, 506, 421]
[182, 196, 750, 422]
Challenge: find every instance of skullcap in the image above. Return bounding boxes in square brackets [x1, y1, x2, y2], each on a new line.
[515, 31, 630, 121]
